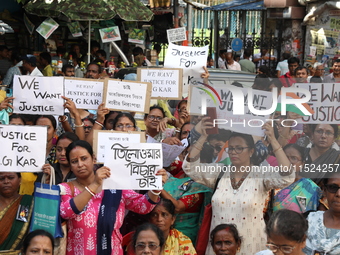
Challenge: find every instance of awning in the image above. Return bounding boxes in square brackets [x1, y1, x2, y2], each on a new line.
[229, 1, 265, 10]
[25, 0, 154, 22]
[204, 0, 263, 11]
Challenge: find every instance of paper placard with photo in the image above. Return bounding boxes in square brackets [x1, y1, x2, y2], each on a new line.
[36, 17, 59, 39]
[99, 26, 121, 43]
[67, 21, 82, 37]
[128, 28, 145, 44]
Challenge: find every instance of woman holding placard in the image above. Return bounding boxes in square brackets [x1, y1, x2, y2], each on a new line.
[59, 140, 166, 255]
[182, 118, 295, 255]
[85, 102, 121, 146]
[144, 105, 182, 146]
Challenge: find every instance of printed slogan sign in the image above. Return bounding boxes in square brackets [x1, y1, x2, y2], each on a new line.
[164, 43, 208, 96]
[64, 78, 103, 110]
[167, 27, 186, 43]
[189, 83, 273, 136]
[0, 125, 47, 172]
[295, 83, 340, 123]
[137, 68, 182, 99]
[13, 75, 64, 115]
[93, 130, 145, 163]
[103, 143, 163, 190]
[103, 79, 151, 113]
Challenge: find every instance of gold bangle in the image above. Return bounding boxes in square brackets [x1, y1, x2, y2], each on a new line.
[74, 123, 84, 128]
[85, 186, 95, 196]
[192, 144, 203, 151]
[273, 147, 283, 154]
[187, 153, 200, 162]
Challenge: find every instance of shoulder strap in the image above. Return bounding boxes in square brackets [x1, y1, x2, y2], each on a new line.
[66, 182, 75, 197]
[213, 171, 225, 193]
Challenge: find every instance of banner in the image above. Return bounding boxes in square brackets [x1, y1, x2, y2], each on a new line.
[103, 78, 151, 113]
[93, 130, 145, 163]
[0, 125, 47, 172]
[103, 143, 163, 190]
[64, 78, 103, 110]
[137, 68, 182, 99]
[189, 83, 274, 136]
[167, 27, 186, 43]
[294, 83, 340, 123]
[164, 43, 208, 96]
[13, 75, 64, 115]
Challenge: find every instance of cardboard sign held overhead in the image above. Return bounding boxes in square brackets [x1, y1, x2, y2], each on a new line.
[0, 125, 47, 172]
[189, 83, 273, 136]
[137, 68, 182, 99]
[93, 130, 145, 163]
[295, 83, 340, 123]
[164, 43, 208, 97]
[13, 75, 64, 115]
[103, 142, 163, 190]
[103, 78, 151, 113]
[64, 77, 104, 110]
[167, 27, 186, 43]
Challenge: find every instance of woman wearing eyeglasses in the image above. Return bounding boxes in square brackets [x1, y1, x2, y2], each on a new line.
[272, 143, 322, 213]
[300, 124, 340, 185]
[304, 169, 340, 254]
[133, 223, 164, 255]
[144, 105, 182, 145]
[183, 118, 295, 255]
[111, 112, 137, 132]
[256, 209, 308, 255]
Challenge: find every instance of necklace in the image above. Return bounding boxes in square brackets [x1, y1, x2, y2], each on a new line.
[230, 170, 250, 194]
[76, 179, 86, 188]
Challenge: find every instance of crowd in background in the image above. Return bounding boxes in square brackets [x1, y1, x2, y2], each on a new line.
[0, 41, 340, 255]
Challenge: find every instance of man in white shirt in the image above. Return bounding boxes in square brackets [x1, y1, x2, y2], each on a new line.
[276, 52, 290, 77]
[218, 49, 227, 69]
[22, 55, 43, 76]
[253, 47, 276, 68]
[226, 50, 241, 71]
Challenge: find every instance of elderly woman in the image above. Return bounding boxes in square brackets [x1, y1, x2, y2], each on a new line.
[305, 169, 340, 254]
[132, 223, 164, 255]
[183, 118, 295, 255]
[125, 198, 197, 255]
[300, 124, 340, 184]
[0, 172, 33, 254]
[59, 140, 164, 255]
[273, 143, 322, 213]
[210, 224, 242, 255]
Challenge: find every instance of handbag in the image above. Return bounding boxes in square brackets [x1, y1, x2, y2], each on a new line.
[30, 166, 63, 238]
[195, 171, 224, 255]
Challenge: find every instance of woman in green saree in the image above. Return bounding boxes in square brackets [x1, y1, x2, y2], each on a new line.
[161, 177, 212, 244]
[0, 172, 33, 254]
